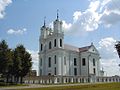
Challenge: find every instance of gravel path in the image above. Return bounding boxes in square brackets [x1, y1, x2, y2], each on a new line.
[0, 83, 94, 90]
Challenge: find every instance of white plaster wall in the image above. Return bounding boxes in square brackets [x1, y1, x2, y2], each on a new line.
[80, 51, 100, 76]
[80, 52, 89, 76]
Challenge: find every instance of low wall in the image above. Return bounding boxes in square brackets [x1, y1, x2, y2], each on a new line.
[23, 76, 120, 84]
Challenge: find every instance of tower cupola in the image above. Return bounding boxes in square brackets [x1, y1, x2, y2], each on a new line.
[40, 17, 47, 39]
[53, 10, 63, 34]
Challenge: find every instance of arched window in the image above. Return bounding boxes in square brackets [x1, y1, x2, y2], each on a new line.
[54, 67, 56, 75]
[74, 68, 77, 76]
[40, 58, 42, 66]
[93, 68, 96, 74]
[93, 58, 95, 66]
[54, 55, 56, 64]
[48, 57, 51, 67]
[74, 58, 77, 66]
[82, 58, 86, 66]
[60, 39, 62, 47]
[54, 39, 56, 47]
[41, 44, 43, 51]
[49, 41, 52, 49]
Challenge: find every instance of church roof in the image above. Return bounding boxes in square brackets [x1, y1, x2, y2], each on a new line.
[79, 45, 91, 52]
[64, 44, 92, 52]
[64, 44, 79, 52]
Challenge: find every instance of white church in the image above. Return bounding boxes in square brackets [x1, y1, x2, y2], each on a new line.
[24, 12, 120, 84]
[39, 12, 101, 77]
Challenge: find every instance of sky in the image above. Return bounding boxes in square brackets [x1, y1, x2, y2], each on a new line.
[0, 0, 120, 76]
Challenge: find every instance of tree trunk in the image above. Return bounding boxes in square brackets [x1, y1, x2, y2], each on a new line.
[6, 75, 9, 83]
[15, 76, 19, 84]
[20, 76, 23, 84]
[14, 76, 17, 84]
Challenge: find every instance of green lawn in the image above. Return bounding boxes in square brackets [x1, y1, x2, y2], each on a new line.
[0, 83, 28, 87]
[17, 83, 120, 90]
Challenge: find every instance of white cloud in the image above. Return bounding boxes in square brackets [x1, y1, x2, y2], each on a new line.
[73, 11, 82, 22]
[62, 20, 72, 31]
[27, 50, 39, 75]
[100, 11, 120, 27]
[62, 0, 101, 35]
[62, 0, 120, 35]
[0, 0, 12, 19]
[99, 37, 116, 49]
[98, 37, 120, 76]
[97, 0, 120, 27]
[27, 50, 39, 62]
[7, 28, 27, 35]
[88, 0, 100, 12]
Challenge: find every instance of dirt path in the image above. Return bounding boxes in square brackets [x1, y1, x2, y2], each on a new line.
[0, 83, 95, 90]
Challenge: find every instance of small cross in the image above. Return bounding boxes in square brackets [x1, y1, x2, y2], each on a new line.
[44, 16, 46, 26]
[57, 9, 59, 19]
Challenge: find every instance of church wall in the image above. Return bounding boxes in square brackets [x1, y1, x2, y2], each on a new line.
[42, 50, 65, 76]
[89, 54, 100, 76]
[80, 52, 89, 76]
[80, 51, 100, 76]
[69, 51, 79, 76]
[63, 50, 80, 76]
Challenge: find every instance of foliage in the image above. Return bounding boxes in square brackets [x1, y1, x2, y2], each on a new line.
[13, 45, 32, 83]
[0, 40, 32, 84]
[0, 40, 9, 75]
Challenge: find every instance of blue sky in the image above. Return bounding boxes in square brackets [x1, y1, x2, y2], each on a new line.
[0, 0, 120, 76]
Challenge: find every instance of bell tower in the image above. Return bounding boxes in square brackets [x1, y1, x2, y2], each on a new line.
[39, 10, 64, 76]
[40, 17, 47, 39]
[53, 10, 64, 49]
[53, 10, 63, 34]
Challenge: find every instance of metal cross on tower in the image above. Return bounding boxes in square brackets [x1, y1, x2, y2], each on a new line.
[44, 16, 46, 27]
[57, 9, 59, 20]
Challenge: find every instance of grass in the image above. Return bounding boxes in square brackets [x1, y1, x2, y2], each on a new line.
[0, 82, 28, 87]
[15, 83, 120, 90]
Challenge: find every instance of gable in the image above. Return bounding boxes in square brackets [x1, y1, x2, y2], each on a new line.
[88, 45, 99, 54]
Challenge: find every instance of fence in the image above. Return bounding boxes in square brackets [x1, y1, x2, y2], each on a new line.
[23, 75, 120, 84]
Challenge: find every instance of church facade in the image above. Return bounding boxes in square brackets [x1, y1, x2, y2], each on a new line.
[39, 13, 100, 77]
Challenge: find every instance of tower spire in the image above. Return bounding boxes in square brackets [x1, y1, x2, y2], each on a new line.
[44, 16, 46, 27]
[57, 9, 59, 20]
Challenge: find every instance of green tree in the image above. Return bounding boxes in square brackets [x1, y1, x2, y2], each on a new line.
[0, 40, 32, 84]
[0, 40, 13, 83]
[5, 49, 14, 83]
[0, 40, 8, 75]
[12, 53, 22, 83]
[13, 45, 32, 83]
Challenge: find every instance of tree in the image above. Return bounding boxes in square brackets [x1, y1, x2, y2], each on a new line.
[115, 41, 120, 58]
[13, 45, 32, 83]
[0, 40, 32, 84]
[5, 49, 14, 83]
[12, 49, 22, 83]
[0, 40, 13, 83]
[0, 40, 8, 75]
